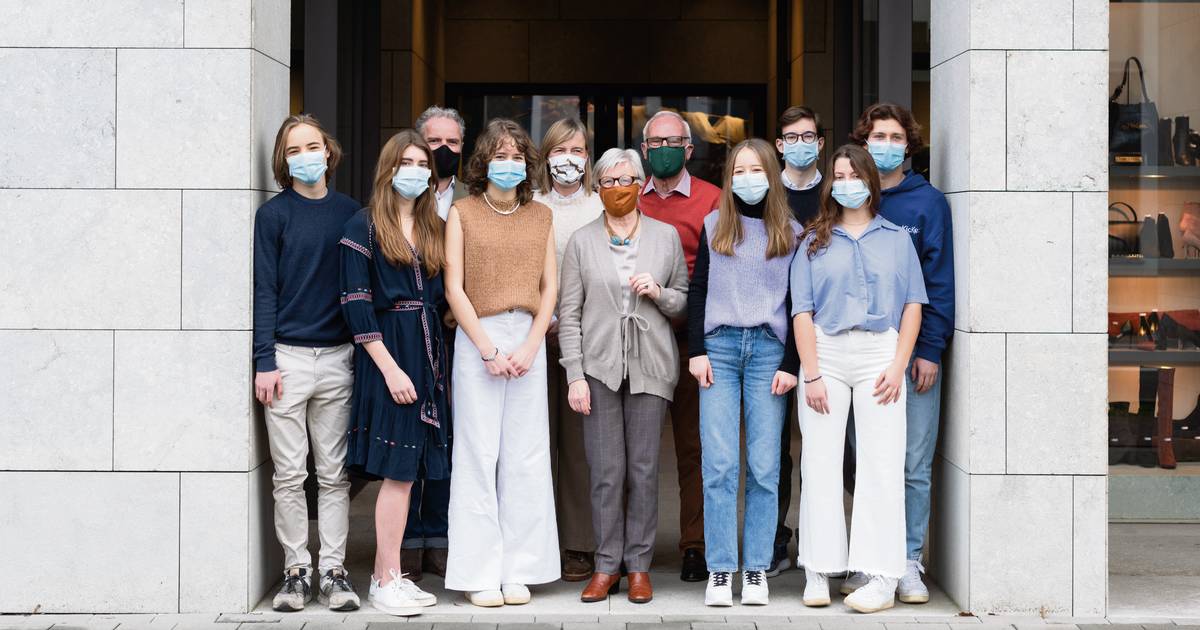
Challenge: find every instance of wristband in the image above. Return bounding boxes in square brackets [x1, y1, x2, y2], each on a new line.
[482, 347, 500, 362]
[803, 374, 823, 384]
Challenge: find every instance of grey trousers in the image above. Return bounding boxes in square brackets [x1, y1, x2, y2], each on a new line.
[582, 376, 668, 574]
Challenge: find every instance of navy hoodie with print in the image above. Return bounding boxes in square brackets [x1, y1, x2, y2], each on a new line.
[879, 170, 954, 365]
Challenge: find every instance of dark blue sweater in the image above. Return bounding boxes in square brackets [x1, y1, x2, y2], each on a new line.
[253, 187, 361, 372]
[879, 170, 955, 365]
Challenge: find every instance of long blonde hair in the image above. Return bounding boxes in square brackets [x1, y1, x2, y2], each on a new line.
[711, 138, 795, 259]
[536, 117, 594, 194]
[369, 130, 445, 275]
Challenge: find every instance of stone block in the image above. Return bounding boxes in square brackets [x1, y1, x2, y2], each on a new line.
[251, 0, 291, 65]
[114, 331, 253, 471]
[529, 21, 650, 84]
[1006, 51, 1107, 192]
[180, 473, 251, 612]
[1073, 0, 1108, 50]
[1072, 476, 1107, 616]
[117, 49, 251, 189]
[0, 1, 183, 47]
[1072, 192, 1109, 334]
[182, 190, 254, 330]
[443, 21, 528, 83]
[1005, 334, 1107, 475]
[185, 0, 251, 47]
[931, 457, 969, 612]
[963, 192, 1074, 333]
[0, 473, 179, 613]
[648, 21, 766, 84]
[0, 331, 113, 471]
[930, 0, 968, 68]
[942, 332, 1006, 474]
[930, 50, 1005, 195]
[969, 475, 1072, 614]
[0, 49, 115, 188]
[970, 0, 1073, 50]
[0, 189, 181, 329]
[252, 51, 290, 192]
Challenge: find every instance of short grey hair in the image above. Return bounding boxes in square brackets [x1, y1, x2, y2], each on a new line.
[641, 110, 693, 144]
[415, 105, 466, 139]
[593, 148, 645, 182]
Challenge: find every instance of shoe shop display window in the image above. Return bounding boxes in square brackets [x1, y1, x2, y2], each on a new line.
[1108, 1, 1200, 521]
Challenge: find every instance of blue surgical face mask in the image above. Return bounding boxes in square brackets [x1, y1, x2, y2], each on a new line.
[287, 150, 328, 185]
[487, 159, 526, 190]
[782, 140, 819, 170]
[867, 141, 906, 173]
[831, 179, 870, 209]
[392, 165, 431, 200]
[731, 172, 770, 205]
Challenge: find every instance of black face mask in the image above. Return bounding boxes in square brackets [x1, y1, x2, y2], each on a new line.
[432, 144, 462, 179]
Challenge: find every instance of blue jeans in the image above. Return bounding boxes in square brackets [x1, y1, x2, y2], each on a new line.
[403, 478, 450, 548]
[904, 360, 942, 561]
[699, 325, 788, 573]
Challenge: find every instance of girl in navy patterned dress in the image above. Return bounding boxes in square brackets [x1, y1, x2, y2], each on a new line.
[339, 129, 448, 616]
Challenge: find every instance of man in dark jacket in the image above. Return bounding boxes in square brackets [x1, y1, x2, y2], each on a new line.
[849, 102, 954, 605]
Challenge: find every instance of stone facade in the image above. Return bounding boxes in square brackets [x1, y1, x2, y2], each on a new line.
[929, 0, 1109, 616]
[0, 0, 288, 613]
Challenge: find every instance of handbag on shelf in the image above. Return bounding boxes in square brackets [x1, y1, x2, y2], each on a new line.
[1110, 57, 1162, 165]
[1109, 202, 1141, 256]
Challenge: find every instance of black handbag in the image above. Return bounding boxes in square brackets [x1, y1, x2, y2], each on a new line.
[1110, 57, 1161, 165]
[1110, 202, 1140, 256]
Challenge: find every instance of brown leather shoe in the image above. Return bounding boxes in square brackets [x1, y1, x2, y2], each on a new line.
[627, 571, 653, 604]
[580, 572, 620, 602]
[562, 549, 595, 582]
[422, 547, 447, 578]
[400, 548, 423, 582]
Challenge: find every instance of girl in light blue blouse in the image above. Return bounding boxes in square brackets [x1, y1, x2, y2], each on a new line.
[788, 144, 927, 614]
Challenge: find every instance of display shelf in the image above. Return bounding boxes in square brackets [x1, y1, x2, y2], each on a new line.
[1111, 164, 1200, 182]
[1110, 257, 1200, 277]
[1109, 348, 1200, 365]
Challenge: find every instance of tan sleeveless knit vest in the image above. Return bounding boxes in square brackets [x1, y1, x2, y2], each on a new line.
[457, 194, 553, 318]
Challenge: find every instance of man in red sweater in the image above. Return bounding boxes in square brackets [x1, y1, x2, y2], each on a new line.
[638, 110, 722, 582]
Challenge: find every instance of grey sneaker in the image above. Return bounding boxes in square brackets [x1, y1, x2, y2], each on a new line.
[839, 570, 869, 595]
[272, 567, 312, 612]
[319, 567, 361, 611]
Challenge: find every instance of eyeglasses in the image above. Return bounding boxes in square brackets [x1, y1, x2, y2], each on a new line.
[644, 136, 688, 148]
[780, 132, 819, 145]
[598, 175, 639, 188]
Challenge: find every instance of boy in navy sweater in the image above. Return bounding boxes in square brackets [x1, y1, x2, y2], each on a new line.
[253, 114, 361, 612]
[847, 103, 954, 604]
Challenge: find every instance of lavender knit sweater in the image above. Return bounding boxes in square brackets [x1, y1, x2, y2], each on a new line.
[701, 211, 799, 344]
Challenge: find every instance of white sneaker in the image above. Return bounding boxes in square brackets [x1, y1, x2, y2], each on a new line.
[368, 570, 423, 616]
[501, 583, 530, 605]
[802, 569, 830, 607]
[740, 570, 768, 605]
[839, 570, 869, 595]
[898, 559, 930, 604]
[468, 589, 505, 607]
[844, 575, 898, 614]
[704, 571, 733, 606]
[395, 575, 436, 607]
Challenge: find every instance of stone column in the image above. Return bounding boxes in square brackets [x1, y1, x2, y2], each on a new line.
[930, 0, 1109, 616]
[0, 0, 289, 613]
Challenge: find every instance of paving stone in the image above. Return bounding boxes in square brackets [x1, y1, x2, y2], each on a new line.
[562, 623, 624, 630]
[302, 621, 363, 630]
[628, 623, 690, 630]
[758, 623, 821, 630]
[889, 624, 951, 630]
[420, 619, 474, 625]
[695, 624, 754, 630]
[821, 623, 884, 630]
[431, 624, 496, 630]
[491, 624, 557, 630]
[952, 625, 1013, 630]
[479, 618, 536, 625]
[532, 618, 597, 625]
[219, 616, 282, 625]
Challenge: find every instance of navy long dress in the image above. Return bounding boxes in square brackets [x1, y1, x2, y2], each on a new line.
[339, 208, 450, 482]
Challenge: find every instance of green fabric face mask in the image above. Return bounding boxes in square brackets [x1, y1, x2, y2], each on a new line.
[647, 146, 686, 178]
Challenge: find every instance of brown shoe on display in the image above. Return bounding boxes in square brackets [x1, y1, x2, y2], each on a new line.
[400, 548, 423, 582]
[627, 572, 653, 604]
[580, 572, 620, 602]
[422, 547, 448, 578]
[562, 550, 595, 582]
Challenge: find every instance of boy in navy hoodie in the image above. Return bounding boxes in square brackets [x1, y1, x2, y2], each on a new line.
[846, 103, 954, 604]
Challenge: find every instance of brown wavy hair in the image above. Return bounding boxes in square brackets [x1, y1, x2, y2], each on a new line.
[711, 138, 796, 260]
[369, 130, 445, 276]
[463, 118, 539, 204]
[849, 102, 925, 157]
[271, 113, 343, 188]
[804, 144, 881, 258]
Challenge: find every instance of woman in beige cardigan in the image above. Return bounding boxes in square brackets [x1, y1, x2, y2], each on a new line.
[557, 147, 689, 605]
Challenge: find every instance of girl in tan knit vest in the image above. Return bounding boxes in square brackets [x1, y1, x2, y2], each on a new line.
[442, 118, 560, 606]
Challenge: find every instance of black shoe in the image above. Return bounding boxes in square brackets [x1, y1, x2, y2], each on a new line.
[764, 546, 792, 578]
[680, 548, 708, 582]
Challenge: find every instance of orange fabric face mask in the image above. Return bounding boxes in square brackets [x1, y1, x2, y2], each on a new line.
[600, 184, 639, 217]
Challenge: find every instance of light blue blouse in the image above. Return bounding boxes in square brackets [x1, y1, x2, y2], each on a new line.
[790, 215, 928, 334]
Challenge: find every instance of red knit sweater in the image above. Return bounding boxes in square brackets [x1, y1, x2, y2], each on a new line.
[639, 173, 722, 277]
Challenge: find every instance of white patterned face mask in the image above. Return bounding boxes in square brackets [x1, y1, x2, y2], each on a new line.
[548, 154, 586, 186]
